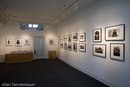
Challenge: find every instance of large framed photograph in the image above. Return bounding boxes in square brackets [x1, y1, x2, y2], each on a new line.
[79, 43, 86, 52]
[105, 24, 125, 41]
[15, 38, 22, 47]
[64, 42, 67, 50]
[72, 33, 78, 41]
[73, 42, 77, 52]
[110, 43, 125, 61]
[24, 39, 30, 46]
[93, 28, 102, 42]
[60, 43, 64, 49]
[5, 38, 13, 46]
[68, 34, 71, 43]
[93, 44, 106, 58]
[68, 43, 72, 51]
[79, 33, 86, 42]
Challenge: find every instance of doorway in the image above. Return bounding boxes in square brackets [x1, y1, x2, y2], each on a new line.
[34, 36, 45, 59]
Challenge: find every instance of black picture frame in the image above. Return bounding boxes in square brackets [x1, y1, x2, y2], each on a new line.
[105, 24, 125, 41]
[110, 43, 125, 61]
[92, 28, 102, 42]
[79, 43, 86, 52]
[92, 44, 106, 58]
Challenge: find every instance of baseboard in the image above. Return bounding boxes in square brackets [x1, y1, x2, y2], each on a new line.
[58, 58, 117, 87]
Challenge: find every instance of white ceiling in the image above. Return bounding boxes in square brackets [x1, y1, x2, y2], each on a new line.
[0, 0, 98, 24]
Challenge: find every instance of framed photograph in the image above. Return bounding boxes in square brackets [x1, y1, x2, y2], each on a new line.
[93, 28, 102, 42]
[24, 39, 30, 46]
[72, 33, 78, 41]
[110, 43, 125, 61]
[5, 38, 13, 46]
[68, 43, 72, 51]
[68, 34, 71, 43]
[64, 42, 67, 50]
[73, 42, 77, 52]
[93, 44, 106, 58]
[15, 38, 22, 47]
[60, 43, 64, 49]
[79, 33, 86, 42]
[49, 39, 54, 46]
[60, 36, 63, 42]
[105, 24, 125, 41]
[79, 43, 86, 52]
[64, 35, 67, 42]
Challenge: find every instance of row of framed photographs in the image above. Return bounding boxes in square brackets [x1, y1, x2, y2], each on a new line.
[93, 24, 125, 42]
[60, 42, 86, 52]
[93, 43, 125, 61]
[61, 33, 86, 42]
[5, 38, 30, 47]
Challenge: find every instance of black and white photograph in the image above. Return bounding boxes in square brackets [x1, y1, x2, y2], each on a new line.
[93, 28, 102, 42]
[24, 39, 30, 46]
[60, 43, 64, 49]
[5, 38, 13, 46]
[105, 24, 125, 41]
[68, 43, 72, 51]
[64, 35, 67, 42]
[49, 39, 54, 46]
[60, 36, 63, 42]
[72, 33, 78, 41]
[79, 33, 86, 42]
[64, 42, 67, 50]
[110, 43, 124, 61]
[68, 34, 71, 43]
[73, 42, 77, 52]
[93, 44, 106, 58]
[79, 43, 86, 52]
[15, 38, 22, 47]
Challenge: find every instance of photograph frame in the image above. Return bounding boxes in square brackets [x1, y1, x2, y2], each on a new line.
[68, 43, 72, 51]
[68, 34, 72, 43]
[15, 38, 22, 47]
[64, 35, 68, 42]
[5, 38, 13, 46]
[110, 43, 125, 61]
[72, 33, 78, 41]
[92, 28, 102, 42]
[64, 42, 67, 50]
[60, 42, 64, 49]
[79, 43, 86, 52]
[49, 39, 54, 46]
[105, 24, 125, 41]
[60, 36, 64, 42]
[24, 39, 30, 46]
[93, 44, 106, 58]
[73, 42, 77, 52]
[79, 33, 86, 42]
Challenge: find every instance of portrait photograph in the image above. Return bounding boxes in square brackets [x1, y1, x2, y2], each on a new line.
[93, 44, 106, 58]
[110, 43, 124, 61]
[24, 39, 30, 46]
[64, 42, 67, 50]
[73, 42, 77, 52]
[60, 43, 64, 49]
[68, 34, 71, 43]
[79, 43, 86, 52]
[79, 33, 86, 42]
[93, 28, 102, 42]
[49, 39, 54, 46]
[15, 38, 22, 47]
[5, 38, 13, 46]
[105, 24, 125, 41]
[72, 33, 78, 41]
[68, 43, 72, 51]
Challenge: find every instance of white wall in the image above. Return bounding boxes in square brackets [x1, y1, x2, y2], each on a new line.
[0, 22, 58, 62]
[57, 0, 130, 87]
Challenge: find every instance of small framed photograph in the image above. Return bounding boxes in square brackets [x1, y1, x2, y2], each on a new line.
[60, 36, 63, 42]
[73, 42, 77, 52]
[60, 43, 64, 49]
[105, 24, 125, 41]
[93, 44, 106, 58]
[68, 34, 71, 43]
[15, 38, 22, 47]
[72, 33, 78, 41]
[64, 42, 67, 50]
[93, 28, 102, 42]
[49, 39, 54, 46]
[68, 43, 72, 51]
[24, 39, 30, 46]
[64, 35, 67, 42]
[110, 43, 125, 61]
[79, 33, 86, 42]
[5, 38, 13, 46]
[79, 43, 86, 52]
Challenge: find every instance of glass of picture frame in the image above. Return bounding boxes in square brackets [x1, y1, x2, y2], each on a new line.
[93, 44, 106, 58]
[5, 38, 13, 46]
[15, 38, 22, 47]
[73, 42, 77, 52]
[92, 28, 102, 42]
[79, 43, 86, 52]
[68, 43, 72, 51]
[110, 43, 125, 61]
[68, 34, 71, 43]
[79, 33, 86, 42]
[105, 24, 125, 41]
[72, 33, 78, 41]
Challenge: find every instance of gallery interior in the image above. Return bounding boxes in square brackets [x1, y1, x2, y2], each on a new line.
[0, 0, 130, 87]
